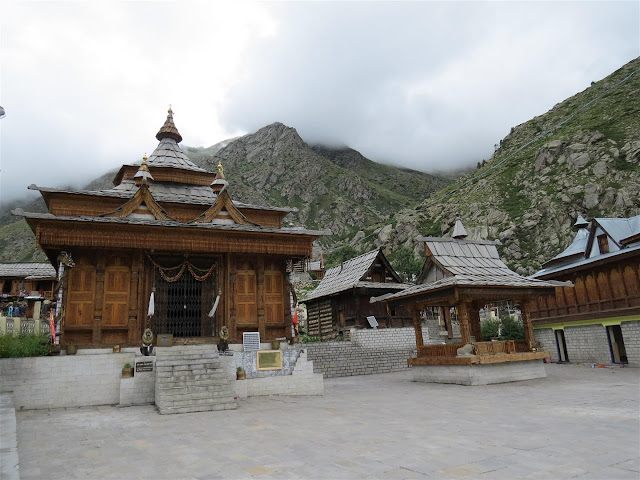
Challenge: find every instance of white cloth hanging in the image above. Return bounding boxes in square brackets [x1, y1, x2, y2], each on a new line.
[208, 295, 220, 318]
[148, 291, 155, 317]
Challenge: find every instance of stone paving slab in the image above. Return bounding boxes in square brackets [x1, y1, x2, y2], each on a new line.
[15, 364, 639, 479]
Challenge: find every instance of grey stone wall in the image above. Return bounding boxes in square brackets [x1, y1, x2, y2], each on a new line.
[236, 349, 300, 378]
[534, 328, 559, 362]
[621, 321, 640, 367]
[564, 324, 611, 364]
[350, 327, 431, 349]
[298, 342, 414, 378]
[0, 352, 135, 409]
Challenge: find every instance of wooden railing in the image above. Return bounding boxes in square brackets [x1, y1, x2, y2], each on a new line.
[418, 340, 532, 358]
[418, 344, 462, 357]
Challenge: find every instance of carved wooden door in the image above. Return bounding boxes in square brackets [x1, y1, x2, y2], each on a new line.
[66, 266, 96, 326]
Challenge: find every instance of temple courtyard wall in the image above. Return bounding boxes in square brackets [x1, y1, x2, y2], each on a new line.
[534, 319, 640, 366]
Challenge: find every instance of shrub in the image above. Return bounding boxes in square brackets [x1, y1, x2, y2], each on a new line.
[481, 315, 524, 341]
[0, 333, 50, 358]
[481, 319, 500, 341]
[301, 334, 322, 343]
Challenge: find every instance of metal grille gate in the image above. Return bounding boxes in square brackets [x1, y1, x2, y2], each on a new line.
[152, 265, 216, 338]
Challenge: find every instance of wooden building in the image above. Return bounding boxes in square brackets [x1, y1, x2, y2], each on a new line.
[303, 248, 411, 339]
[530, 214, 640, 366]
[0, 263, 57, 300]
[14, 108, 323, 347]
[371, 218, 564, 377]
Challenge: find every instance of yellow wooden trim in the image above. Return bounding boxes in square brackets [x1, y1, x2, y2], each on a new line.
[534, 315, 640, 331]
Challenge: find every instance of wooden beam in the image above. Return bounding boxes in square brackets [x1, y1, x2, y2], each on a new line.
[458, 302, 472, 345]
[521, 299, 535, 350]
[412, 307, 424, 349]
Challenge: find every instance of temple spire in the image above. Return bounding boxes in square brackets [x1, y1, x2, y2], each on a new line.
[134, 154, 154, 186]
[452, 215, 468, 239]
[155, 106, 183, 143]
[574, 214, 589, 229]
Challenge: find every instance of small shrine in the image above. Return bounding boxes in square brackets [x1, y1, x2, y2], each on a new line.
[14, 108, 323, 347]
[371, 217, 571, 385]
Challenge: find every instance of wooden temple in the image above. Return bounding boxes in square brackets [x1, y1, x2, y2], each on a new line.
[14, 108, 324, 347]
[371, 218, 569, 375]
[303, 248, 411, 339]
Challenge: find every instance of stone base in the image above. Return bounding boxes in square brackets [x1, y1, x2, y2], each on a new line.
[411, 359, 547, 386]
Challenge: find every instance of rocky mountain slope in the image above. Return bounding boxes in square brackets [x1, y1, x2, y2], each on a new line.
[346, 57, 640, 275]
[0, 125, 450, 261]
[195, 123, 449, 239]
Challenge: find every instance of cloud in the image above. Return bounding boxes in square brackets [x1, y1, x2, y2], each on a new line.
[1, 1, 638, 205]
[218, 2, 639, 169]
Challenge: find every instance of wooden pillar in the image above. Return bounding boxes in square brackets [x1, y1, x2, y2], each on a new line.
[93, 254, 105, 345]
[522, 300, 535, 350]
[458, 302, 472, 345]
[443, 306, 453, 339]
[412, 306, 424, 350]
[257, 257, 265, 339]
[469, 304, 482, 342]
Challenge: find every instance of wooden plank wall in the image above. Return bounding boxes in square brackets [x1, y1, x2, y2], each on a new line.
[531, 260, 640, 323]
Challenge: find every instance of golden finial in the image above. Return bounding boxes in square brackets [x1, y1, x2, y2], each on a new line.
[142, 154, 148, 164]
[217, 160, 225, 179]
[168, 104, 172, 115]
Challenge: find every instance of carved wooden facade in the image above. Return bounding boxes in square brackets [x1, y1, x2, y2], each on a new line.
[16, 109, 321, 346]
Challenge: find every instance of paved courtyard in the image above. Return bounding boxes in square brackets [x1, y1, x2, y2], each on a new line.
[16, 364, 639, 480]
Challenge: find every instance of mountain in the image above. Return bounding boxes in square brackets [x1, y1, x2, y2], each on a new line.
[346, 57, 640, 275]
[0, 126, 451, 260]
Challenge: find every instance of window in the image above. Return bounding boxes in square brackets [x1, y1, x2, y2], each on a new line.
[597, 234, 610, 254]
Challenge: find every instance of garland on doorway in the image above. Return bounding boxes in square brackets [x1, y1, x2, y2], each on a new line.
[145, 252, 216, 282]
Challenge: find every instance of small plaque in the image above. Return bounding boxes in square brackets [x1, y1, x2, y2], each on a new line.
[366, 316, 378, 328]
[257, 350, 283, 371]
[243, 332, 260, 351]
[136, 360, 153, 372]
[157, 334, 173, 346]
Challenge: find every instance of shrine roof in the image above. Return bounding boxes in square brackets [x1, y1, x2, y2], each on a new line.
[0, 263, 57, 279]
[29, 184, 297, 213]
[370, 275, 567, 304]
[305, 249, 408, 302]
[13, 209, 323, 236]
[141, 137, 206, 172]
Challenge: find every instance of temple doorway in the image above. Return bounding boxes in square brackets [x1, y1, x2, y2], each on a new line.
[151, 256, 217, 338]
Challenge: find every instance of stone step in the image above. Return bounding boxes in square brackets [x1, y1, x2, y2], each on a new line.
[156, 352, 220, 361]
[156, 357, 221, 366]
[157, 378, 230, 389]
[156, 363, 222, 372]
[154, 345, 218, 356]
[157, 389, 234, 402]
[157, 395, 236, 408]
[157, 401, 237, 415]
[156, 368, 226, 378]
[158, 383, 233, 394]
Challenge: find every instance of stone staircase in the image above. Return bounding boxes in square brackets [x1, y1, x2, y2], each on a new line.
[155, 345, 237, 415]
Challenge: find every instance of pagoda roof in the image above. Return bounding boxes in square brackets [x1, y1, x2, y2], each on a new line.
[29, 184, 297, 213]
[13, 209, 324, 236]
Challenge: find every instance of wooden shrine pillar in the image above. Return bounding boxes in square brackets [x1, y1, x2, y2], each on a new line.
[469, 304, 482, 343]
[412, 306, 424, 349]
[521, 300, 535, 350]
[257, 257, 266, 339]
[443, 306, 453, 339]
[458, 302, 472, 345]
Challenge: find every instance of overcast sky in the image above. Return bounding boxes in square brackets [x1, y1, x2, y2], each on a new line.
[1, 1, 638, 205]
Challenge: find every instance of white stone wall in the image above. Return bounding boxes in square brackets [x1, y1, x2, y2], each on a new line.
[621, 321, 640, 366]
[350, 327, 430, 349]
[0, 353, 134, 410]
[411, 360, 547, 386]
[246, 374, 323, 396]
[119, 357, 156, 406]
[534, 328, 559, 362]
[565, 324, 612, 364]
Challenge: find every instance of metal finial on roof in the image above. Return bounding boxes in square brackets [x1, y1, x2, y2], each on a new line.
[574, 214, 589, 229]
[217, 161, 225, 179]
[452, 215, 468, 239]
[156, 106, 183, 143]
[134, 154, 154, 186]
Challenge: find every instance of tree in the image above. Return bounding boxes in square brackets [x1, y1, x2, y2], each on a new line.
[388, 247, 423, 283]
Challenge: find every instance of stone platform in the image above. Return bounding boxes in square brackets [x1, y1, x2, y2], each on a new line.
[411, 359, 547, 385]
